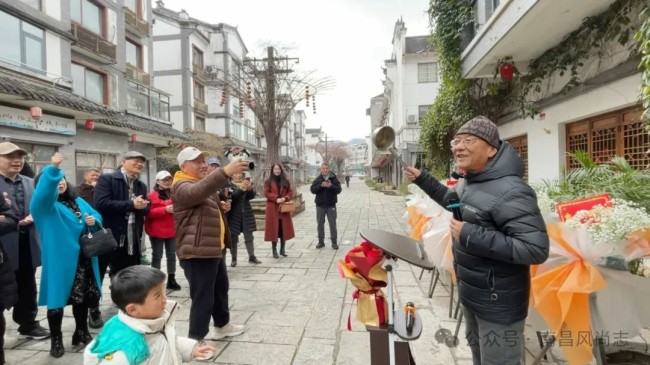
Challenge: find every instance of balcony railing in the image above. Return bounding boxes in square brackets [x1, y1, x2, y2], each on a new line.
[194, 100, 208, 115]
[125, 63, 151, 85]
[71, 23, 116, 63]
[124, 8, 149, 37]
[192, 64, 208, 82]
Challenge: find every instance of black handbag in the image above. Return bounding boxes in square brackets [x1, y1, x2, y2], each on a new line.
[79, 222, 118, 258]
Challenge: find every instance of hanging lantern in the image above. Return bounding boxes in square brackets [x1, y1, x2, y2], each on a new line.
[84, 119, 95, 132]
[29, 106, 42, 120]
[499, 62, 514, 81]
[130, 134, 138, 142]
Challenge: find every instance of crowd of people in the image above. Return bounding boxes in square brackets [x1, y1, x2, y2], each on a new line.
[0, 142, 344, 364]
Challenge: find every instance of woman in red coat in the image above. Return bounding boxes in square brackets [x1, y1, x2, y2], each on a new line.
[264, 164, 295, 259]
[144, 171, 180, 290]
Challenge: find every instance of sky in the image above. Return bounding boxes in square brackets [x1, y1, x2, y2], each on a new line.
[162, 0, 432, 142]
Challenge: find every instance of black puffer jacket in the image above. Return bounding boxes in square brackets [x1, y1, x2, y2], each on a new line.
[0, 198, 18, 310]
[414, 142, 549, 324]
[226, 181, 257, 236]
[310, 172, 342, 207]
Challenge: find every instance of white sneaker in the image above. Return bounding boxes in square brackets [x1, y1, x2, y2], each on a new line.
[211, 323, 245, 340]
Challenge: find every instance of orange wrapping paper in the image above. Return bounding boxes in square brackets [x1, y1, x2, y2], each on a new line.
[530, 224, 607, 365]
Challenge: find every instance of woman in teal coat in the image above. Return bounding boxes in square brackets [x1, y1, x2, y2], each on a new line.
[30, 153, 102, 359]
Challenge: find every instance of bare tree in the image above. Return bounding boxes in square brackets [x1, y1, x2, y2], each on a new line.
[157, 130, 225, 173]
[206, 47, 335, 172]
[308, 141, 350, 174]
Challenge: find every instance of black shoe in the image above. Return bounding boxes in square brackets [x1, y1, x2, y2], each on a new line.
[72, 329, 93, 346]
[231, 260, 237, 267]
[50, 333, 64, 358]
[19, 325, 50, 340]
[166, 274, 181, 291]
[248, 256, 262, 264]
[332, 243, 339, 250]
[88, 308, 104, 329]
[316, 242, 325, 249]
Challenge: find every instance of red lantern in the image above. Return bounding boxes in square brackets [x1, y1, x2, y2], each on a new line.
[499, 62, 514, 81]
[130, 134, 137, 142]
[29, 106, 42, 120]
[84, 120, 95, 132]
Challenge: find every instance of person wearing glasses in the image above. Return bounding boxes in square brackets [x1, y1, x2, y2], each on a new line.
[93, 151, 150, 324]
[403, 116, 549, 365]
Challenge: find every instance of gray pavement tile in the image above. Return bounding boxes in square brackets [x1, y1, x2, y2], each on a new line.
[336, 331, 371, 365]
[262, 326, 304, 345]
[292, 338, 336, 364]
[214, 342, 295, 365]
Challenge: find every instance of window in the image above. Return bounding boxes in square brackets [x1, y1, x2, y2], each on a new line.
[20, 0, 41, 10]
[71, 0, 103, 36]
[0, 11, 46, 73]
[507, 135, 528, 181]
[71, 63, 106, 104]
[417, 62, 438, 83]
[151, 91, 169, 121]
[127, 81, 170, 120]
[192, 46, 203, 67]
[194, 116, 205, 131]
[418, 105, 431, 122]
[566, 106, 649, 170]
[124, 0, 140, 16]
[193, 81, 204, 101]
[125, 39, 142, 69]
[15, 143, 56, 175]
[75, 151, 118, 183]
[486, 0, 501, 18]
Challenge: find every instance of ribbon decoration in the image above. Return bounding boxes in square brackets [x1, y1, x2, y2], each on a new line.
[530, 224, 607, 365]
[347, 289, 387, 330]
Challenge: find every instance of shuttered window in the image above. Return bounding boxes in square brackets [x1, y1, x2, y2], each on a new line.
[507, 135, 528, 181]
[566, 106, 649, 170]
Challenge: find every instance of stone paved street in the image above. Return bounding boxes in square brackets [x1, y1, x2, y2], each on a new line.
[2, 179, 598, 364]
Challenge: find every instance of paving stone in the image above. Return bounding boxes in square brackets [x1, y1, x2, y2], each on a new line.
[293, 338, 336, 364]
[214, 342, 295, 364]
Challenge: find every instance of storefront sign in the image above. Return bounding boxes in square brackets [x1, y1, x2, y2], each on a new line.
[0, 106, 76, 136]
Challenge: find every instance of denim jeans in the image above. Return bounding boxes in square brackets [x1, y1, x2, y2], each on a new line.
[150, 237, 176, 275]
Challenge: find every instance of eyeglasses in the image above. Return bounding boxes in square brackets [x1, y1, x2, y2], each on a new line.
[450, 136, 480, 148]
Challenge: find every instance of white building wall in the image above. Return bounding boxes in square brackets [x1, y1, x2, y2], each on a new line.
[44, 0, 61, 21]
[499, 73, 642, 184]
[153, 40, 182, 70]
[153, 18, 180, 36]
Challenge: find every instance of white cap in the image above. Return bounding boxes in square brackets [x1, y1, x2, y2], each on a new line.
[155, 170, 172, 180]
[177, 146, 207, 166]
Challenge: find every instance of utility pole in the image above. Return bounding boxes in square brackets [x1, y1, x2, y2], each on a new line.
[325, 133, 328, 164]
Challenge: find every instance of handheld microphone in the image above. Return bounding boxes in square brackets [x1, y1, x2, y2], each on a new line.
[446, 191, 463, 221]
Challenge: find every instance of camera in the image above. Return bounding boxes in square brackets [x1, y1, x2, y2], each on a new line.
[225, 146, 254, 170]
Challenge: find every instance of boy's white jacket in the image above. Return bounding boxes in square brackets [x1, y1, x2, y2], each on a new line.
[83, 301, 197, 365]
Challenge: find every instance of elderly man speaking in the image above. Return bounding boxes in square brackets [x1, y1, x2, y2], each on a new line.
[171, 147, 249, 342]
[404, 116, 549, 365]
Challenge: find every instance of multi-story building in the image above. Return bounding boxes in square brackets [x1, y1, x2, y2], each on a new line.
[0, 0, 185, 186]
[462, 0, 647, 183]
[304, 127, 324, 178]
[281, 109, 307, 182]
[152, 4, 265, 175]
[375, 19, 441, 186]
[345, 143, 369, 177]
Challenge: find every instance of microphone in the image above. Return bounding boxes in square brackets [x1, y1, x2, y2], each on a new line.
[405, 302, 416, 335]
[446, 190, 463, 221]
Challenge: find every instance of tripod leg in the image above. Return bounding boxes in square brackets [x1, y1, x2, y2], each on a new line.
[429, 269, 439, 298]
[449, 282, 455, 318]
[454, 297, 461, 319]
[418, 268, 425, 280]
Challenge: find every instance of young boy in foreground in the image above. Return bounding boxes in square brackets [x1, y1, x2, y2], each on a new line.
[84, 266, 214, 364]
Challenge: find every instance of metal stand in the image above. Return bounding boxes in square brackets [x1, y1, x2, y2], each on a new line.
[384, 259, 397, 365]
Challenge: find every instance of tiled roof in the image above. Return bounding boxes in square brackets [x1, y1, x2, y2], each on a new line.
[404, 36, 434, 54]
[0, 73, 189, 140]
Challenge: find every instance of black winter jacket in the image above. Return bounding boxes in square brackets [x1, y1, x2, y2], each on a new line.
[310, 172, 342, 207]
[226, 181, 257, 236]
[0, 198, 18, 309]
[94, 171, 149, 251]
[414, 142, 549, 324]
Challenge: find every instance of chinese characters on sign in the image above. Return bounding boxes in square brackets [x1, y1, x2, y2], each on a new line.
[0, 106, 76, 136]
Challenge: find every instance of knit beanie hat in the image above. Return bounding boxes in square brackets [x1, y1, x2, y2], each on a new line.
[455, 116, 500, 148]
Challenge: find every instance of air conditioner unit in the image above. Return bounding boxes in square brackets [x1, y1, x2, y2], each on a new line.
[407, 115, 417, 124]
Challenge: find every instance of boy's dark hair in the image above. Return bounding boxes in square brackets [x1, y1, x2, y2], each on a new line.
[110, 266, 167, 312]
